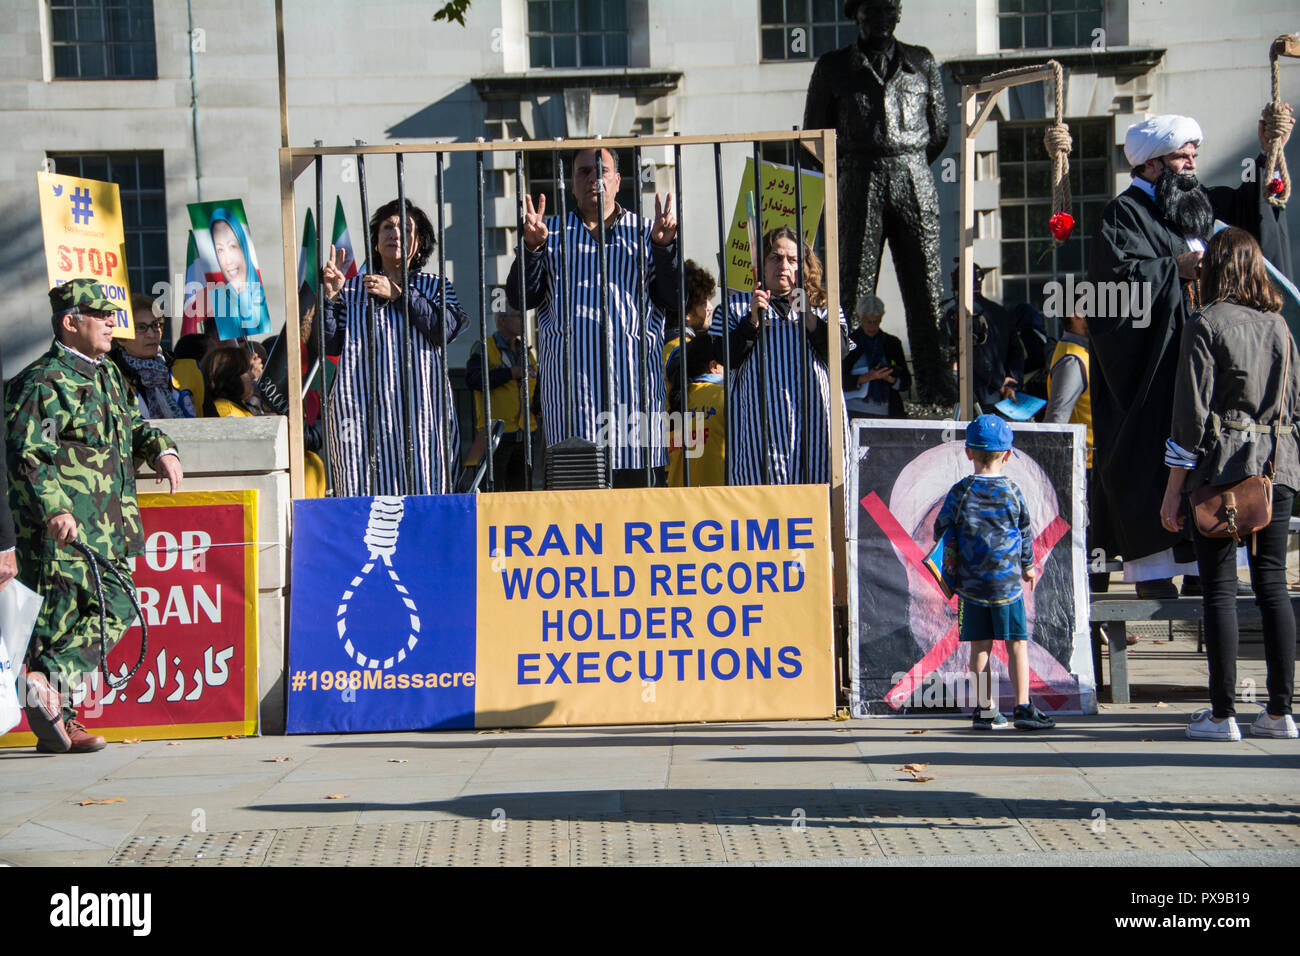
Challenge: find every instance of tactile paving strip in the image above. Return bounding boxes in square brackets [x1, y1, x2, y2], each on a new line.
[714, 805, 883, 862]
[110, 830, 275, 866]
[418, 818, 570, 866]
[570, 810, 725, 866]
[105, 794, 1300, 864]
[266, 823, 427, 866]
[863, 799, 1043, 856]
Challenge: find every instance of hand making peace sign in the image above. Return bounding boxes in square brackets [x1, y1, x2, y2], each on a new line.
[523, 194, 549, 252]
[650, 193, 677, 247]
[321, 244, 348, 300]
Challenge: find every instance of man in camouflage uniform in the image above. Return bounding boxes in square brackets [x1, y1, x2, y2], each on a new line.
[6, 279, 184, 753]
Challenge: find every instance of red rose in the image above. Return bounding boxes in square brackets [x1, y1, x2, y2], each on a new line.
[1048, 212, 1075, 242]
[1268, 177, 1286, 196]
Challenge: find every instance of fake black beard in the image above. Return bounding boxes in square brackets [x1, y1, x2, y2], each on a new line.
[1154, 166, 1213, 241]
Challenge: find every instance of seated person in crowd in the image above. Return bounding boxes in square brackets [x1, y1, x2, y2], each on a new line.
[465, 306, 542, 491]
[667, 333, 726, 487]
[663, 260, 720, 406]
[110, 293, 196, 419]
[202, 346, 325, 497]
[842, 294, 910, 420]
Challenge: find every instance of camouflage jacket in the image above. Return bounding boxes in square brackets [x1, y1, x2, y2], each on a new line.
[5, 341, 177, 566]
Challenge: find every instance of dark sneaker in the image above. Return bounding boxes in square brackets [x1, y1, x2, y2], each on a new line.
[63, 719, 107, 753]
[971, 708, 1009, 730]
[22, 673, 71, 754]
[1013, 704, 1056, 730]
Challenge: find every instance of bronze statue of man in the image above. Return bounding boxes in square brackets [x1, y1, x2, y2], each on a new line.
[804, 0, 954, 403]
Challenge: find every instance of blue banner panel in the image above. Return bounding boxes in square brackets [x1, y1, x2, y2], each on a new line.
[287, 494, 477, 733]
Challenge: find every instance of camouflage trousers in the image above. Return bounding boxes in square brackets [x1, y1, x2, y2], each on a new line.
[23, 553, 136, 721]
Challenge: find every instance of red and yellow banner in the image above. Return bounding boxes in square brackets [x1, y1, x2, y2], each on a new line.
[1, 490, 259, 746]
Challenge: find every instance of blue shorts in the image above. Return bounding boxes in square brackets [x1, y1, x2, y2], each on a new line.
[957, 595, 1027, 643]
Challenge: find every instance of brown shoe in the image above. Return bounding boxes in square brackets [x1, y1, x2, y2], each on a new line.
[63, 719, 107, 754]
[22, 672, 70, 754]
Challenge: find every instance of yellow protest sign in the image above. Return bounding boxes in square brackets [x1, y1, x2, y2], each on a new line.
[473, 485, 836, 726]
[37, 171, 134, 336]
[724, 159, 825, 294]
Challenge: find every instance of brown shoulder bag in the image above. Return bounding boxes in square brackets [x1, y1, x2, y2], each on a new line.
[1188, 335, 1289, 545]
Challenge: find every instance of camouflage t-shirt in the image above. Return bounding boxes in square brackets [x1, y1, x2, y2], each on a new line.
[933, 474, 1034, 606]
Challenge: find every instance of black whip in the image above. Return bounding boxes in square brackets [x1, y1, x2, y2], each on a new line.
[69, 539, 148, 691]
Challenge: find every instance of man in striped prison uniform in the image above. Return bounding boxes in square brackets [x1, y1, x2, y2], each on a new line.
[320, 199, 468, 497]
[507, 147, 680, 487]
[716, 227, 850, 486]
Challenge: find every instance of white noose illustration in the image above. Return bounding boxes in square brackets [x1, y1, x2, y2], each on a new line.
[336, 497, 422, 669]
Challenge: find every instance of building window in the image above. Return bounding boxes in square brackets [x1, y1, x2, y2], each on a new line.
[997, 118, 1109, 317]
[760, 0, 855, 62]
[49, 0, 157, 79]
[527, 0, 629, 69]
[48, 151, 168, 299]
[998, 0, 1103, 51]
[524, 148, 637, 221]
[485, 227, 512, 257]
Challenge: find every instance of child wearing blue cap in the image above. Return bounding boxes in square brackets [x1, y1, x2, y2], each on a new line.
[934, 415, 1055, 731]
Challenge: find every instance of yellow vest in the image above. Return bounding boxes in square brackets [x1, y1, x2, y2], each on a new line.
[471, 335, 539, 435]
[667, 380, 726, 487]
[1048, 339, 1093, 467]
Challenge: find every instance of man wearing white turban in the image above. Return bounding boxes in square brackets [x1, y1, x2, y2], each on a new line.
[1086, 107, 1293, 598]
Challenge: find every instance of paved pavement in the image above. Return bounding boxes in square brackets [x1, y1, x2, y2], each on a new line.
[2, 624, 1297, 867]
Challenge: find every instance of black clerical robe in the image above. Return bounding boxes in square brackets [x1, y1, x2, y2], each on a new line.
[1087, 157, 1291, 562]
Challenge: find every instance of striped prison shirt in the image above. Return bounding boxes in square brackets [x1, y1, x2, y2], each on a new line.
[323, 272, 468, 497]
[507, 207, 679, 470]
[714, 292, 849, 485]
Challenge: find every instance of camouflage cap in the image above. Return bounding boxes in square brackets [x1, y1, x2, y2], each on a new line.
[49, 278, 118, 315]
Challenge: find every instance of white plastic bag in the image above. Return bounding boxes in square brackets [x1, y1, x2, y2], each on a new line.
[0, 580, 43, 735]
[0, 638, 19, 734]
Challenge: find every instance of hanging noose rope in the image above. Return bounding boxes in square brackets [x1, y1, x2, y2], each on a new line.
[982, 59, 1072, 236]
[1263, 34, 1299, 208]
[69, 540, 149, 691]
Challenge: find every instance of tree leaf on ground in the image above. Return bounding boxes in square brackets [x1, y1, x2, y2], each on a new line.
[905, 729, 928, 735]
[896, 763, 929, 773]
[324, 793, 346, 799]
[265, 756, 292, 763]
[75, 797, 125, 806]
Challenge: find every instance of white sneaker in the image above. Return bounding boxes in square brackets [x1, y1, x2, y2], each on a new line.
[1186, 709, 1242, 741]
[1251, 709, 1299, 739]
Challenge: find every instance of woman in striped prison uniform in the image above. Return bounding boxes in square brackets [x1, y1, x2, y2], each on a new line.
[320, 198, 468, 497]
[716, 226, 848, 486]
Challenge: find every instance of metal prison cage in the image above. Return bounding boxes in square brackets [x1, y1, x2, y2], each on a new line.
[276, 130, 849, 601]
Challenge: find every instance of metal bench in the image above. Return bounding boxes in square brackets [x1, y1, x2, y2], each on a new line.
[1089, 594, 1300, 703]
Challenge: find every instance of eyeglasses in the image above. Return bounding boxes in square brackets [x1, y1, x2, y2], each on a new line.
[135, 321, 163, 334]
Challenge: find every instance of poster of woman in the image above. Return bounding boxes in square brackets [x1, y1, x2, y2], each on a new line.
[186, 199, 272, 339]
[848, 419, 1096, 717]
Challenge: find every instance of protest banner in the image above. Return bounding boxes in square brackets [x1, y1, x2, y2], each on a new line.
[724, 159, 825, 294]
[0, 490, 260, 746]
[186, 199, 273, 339]
[286, 485, 836, 732]
[37, 171, 134, 336]
[848, 420, 1096, 717]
